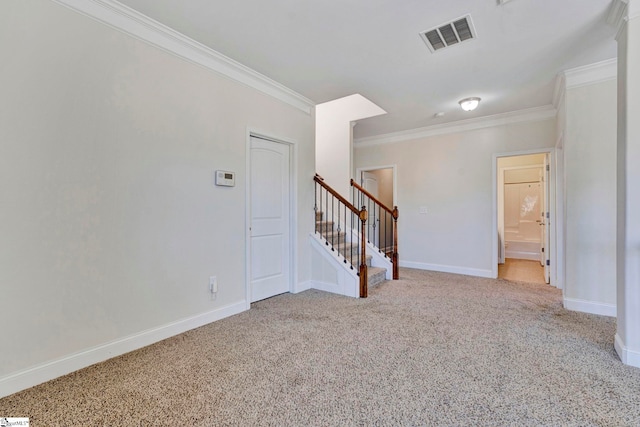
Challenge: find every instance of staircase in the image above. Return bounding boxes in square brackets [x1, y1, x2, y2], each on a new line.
[311, 174, 398, 298]
[315, 210, 387, 288]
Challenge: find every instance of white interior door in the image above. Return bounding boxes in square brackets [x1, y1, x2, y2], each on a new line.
[250, 136, 290, 302]
[542, 154, 551, 283]
[362, 171, 379, 247]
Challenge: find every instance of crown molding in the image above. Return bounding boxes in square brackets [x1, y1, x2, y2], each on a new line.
[50, 0, 314, 114]
[607, 0, 628, 28]
[553, 58, 617, 109]
[562, 58, 618, 90]
[607, 0, 640, 39]
[552, 73, 566, 109]
[354, 105, 557, 147]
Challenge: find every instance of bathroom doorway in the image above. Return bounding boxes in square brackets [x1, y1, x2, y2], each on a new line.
[496, 153, 549, 284]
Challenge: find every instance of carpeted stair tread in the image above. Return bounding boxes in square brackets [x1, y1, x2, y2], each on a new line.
[367, 266, 387, 287]
[317, 230, 346, 240]
[315, 209, 387, 289]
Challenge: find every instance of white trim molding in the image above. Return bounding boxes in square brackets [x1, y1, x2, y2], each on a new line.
[0, 301, 247, 399]
[607, 0, 629, 40]
[552, 73, 566, 110]
[554, 59, 618, 108]
[400, 260, 494, 279]
[563, 297, 616, 317]
[354, 105, 556, 147]
[615, 333, 640, 368]
[50, 0, 314, 114]
[293, 281, 312, 294]
[491, 148, 556, 284]
[608, 0, 629, 27]
[562, 59, 618, 90]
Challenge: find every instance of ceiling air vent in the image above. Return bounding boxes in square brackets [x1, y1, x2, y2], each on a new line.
[420, 15, 476, 53]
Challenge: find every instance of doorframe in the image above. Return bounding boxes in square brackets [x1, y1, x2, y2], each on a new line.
[245, 129, 298, 309]
[497, 164, 544, 265]
[492, 148, 558, 287]
[554, 133, 565, 291]
[355, 164, 398, 207]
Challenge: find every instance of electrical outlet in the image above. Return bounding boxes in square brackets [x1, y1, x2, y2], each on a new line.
[209, 276, 218, 293]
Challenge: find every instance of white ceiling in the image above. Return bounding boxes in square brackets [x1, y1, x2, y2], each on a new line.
[116, 0, 618, 139]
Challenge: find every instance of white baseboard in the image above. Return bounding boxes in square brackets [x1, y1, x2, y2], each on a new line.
[563, 297, 616, 317]
[0, 301, 247, 398]
[293, 280, 312, 294]
[400, 260, 494, 279]
[615, 333, 640, 368]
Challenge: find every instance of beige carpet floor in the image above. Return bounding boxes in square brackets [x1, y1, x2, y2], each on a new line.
[1, 268, 639, 426]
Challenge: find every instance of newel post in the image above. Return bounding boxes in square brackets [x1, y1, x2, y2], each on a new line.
[359, 206, 368, 298]
[392, 206, 399, 280]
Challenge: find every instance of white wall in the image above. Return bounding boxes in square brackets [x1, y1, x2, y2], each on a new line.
[354, 119, 556, 277]
[563, 79, 617, 312]
[315, 108, 352, 196]
[316, 94, 385, 197]
[0, 0, 314, 394]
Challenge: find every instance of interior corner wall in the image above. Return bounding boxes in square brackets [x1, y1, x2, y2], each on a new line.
[315, 105, 352, 197]
[616, 4, 640, 366]
[0, 0, 314, 392]
[315, 95, 386, 198]
[563, 79, 617, 312]
[354, 119, 556, 277]
[555, 93, 567, 291]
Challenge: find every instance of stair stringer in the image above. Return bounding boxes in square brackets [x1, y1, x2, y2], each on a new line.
[309, 232, 359, 298]
[350, 228, 393, 280]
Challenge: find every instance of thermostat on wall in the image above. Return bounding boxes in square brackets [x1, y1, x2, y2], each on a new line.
[215, 170, 235, 187]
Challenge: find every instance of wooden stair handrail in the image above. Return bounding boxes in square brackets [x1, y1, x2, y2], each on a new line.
[350, 178, 399, 280]
[315, 174, 368, 297]
[315, 174, 360, 216]
[391, 206, 399, 280]
[359, 207, 368, 298]
[350, 179, 398, 218]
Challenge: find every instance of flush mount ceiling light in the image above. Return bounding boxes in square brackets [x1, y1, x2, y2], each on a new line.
[459, 97, 481, 111]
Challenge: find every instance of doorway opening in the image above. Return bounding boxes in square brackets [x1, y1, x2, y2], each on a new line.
[355, 165, 396, 256]
[496, 153, 550, 285]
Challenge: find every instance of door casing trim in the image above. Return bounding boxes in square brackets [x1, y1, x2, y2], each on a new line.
[492, 148, 558, 288]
